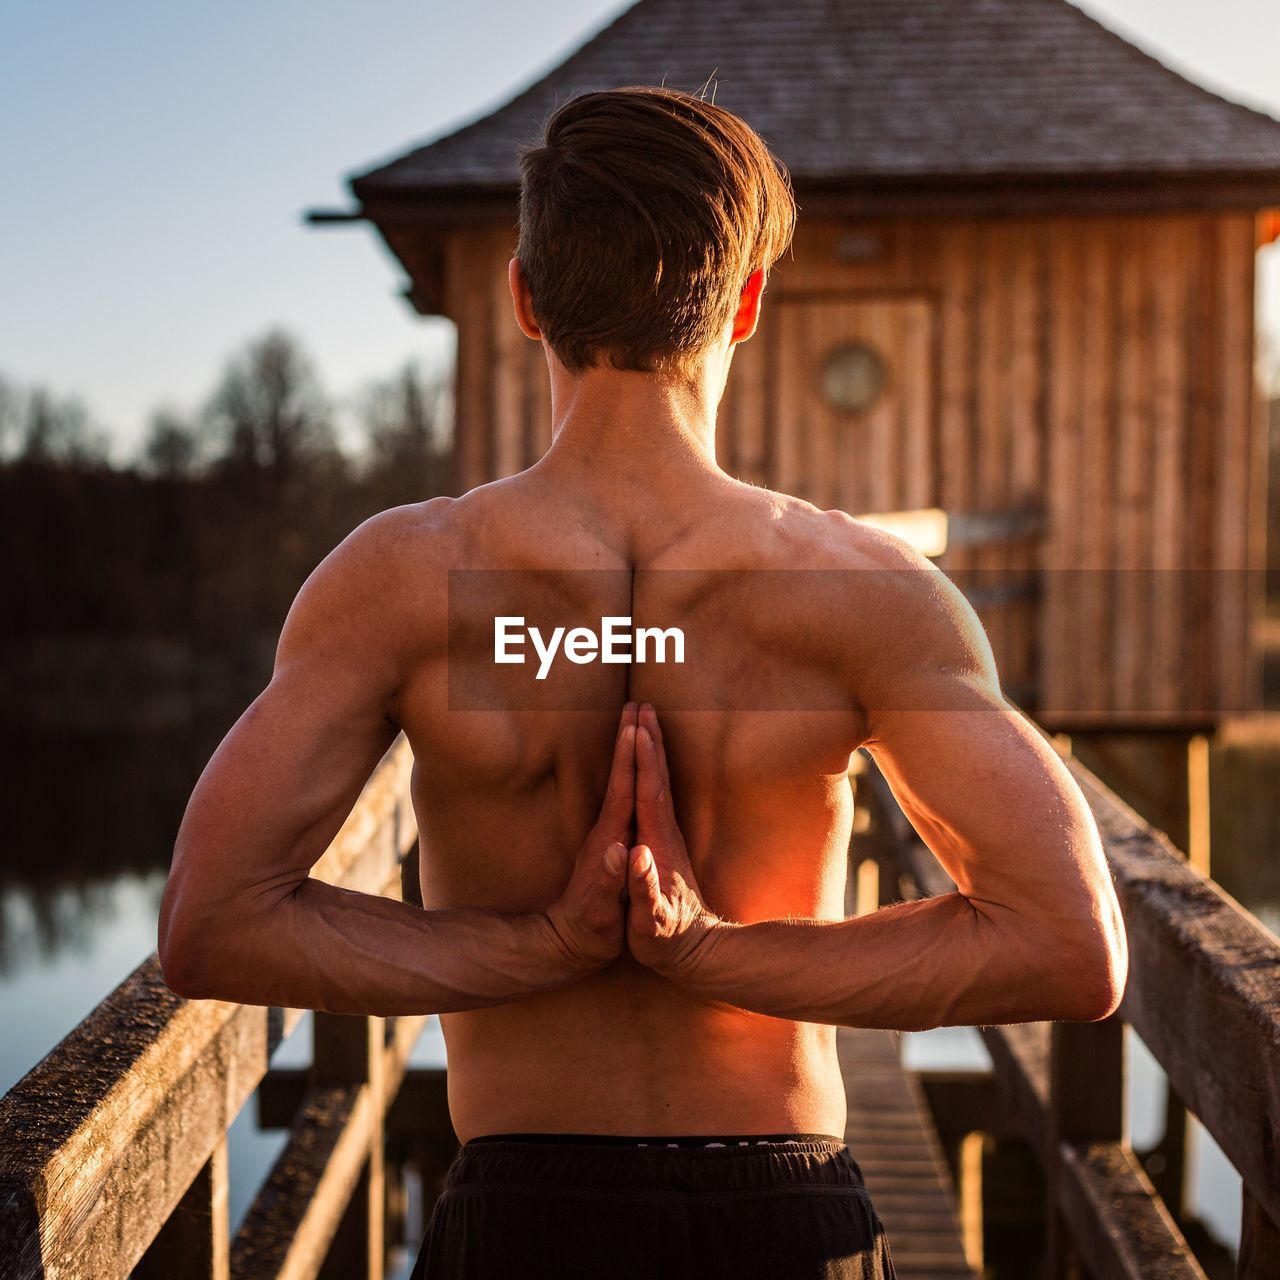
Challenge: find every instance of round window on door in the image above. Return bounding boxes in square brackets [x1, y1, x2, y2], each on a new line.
[821, 342, 887, 414]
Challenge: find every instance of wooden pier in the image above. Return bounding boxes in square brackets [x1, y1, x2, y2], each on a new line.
[840, 1027, 974, 1278]
[1, 725, 1278, 1278]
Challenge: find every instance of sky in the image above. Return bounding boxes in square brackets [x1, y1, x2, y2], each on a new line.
[3, 0, 1279, 459]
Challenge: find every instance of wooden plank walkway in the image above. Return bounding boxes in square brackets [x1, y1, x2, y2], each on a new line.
[839, 1027, 976, 1279]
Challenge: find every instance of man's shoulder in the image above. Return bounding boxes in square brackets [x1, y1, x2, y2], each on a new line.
[288, 497, 462, 634]
[316, 497, 449, 587]
[352, 475, 580, 565]
[316, 481, 556, 603]
[342, 495, 460, 554]
[748, 488, 935, 577]
[748, 494, 988, 668]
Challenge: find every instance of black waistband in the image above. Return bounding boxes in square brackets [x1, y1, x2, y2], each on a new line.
[446, 1133, 866, 1195]
[467, 1132, 845, 1149]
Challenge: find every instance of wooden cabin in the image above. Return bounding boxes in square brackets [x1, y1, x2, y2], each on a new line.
[317, 0, 1280, 731]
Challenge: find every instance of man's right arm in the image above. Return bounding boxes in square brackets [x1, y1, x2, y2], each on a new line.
[159, 507, 636, 1017]
[629, 537, 1128, 1031]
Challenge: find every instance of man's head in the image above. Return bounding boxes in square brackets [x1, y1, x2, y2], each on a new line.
[513, 86, 796, 379]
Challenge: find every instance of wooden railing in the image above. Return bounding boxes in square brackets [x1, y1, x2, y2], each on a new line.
[0, 739, 421, 1280]
[3, 723, 1277, 1277]
[856, 735, 1280, 1279]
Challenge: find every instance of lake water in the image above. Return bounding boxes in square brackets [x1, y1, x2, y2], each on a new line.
[1, 714, 1272, 1270]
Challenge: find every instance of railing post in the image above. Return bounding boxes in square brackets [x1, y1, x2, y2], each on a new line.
[1046, 1014, 1125, 1278]
[313, 1012, 386, 1280]
[1239, 1186, 1280, 1279]
[1133, 733, 1210, 1225]
[134, 1138, 230, 1280]
[1143, 1083, 1191, 1221]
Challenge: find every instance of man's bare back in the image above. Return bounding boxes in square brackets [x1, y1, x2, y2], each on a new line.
[399, 456, 879, 1139]
[159, 371, 1126, 1150]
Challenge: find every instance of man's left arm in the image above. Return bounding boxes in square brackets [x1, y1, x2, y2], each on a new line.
[159, 507, 633, 1016]
[624, 549, 1128, 1031]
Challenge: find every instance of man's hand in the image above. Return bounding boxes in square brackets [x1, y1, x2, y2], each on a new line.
[542, 701, 638, 976]
[625, 704, 726, 981]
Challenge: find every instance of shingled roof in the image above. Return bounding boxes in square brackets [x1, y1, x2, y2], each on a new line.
[350, 0, 1280, 202]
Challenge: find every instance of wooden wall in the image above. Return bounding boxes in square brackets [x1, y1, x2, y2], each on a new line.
[439, 212, 1263, 727]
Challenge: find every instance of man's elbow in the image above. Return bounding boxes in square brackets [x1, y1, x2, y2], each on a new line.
[159, 945, 213, 1001]
[1054, 912, 1129, 1022]
[1061, 952, 1126, 1022]
[158, 887, 236, 1002]
[159, 914, 214, 1000]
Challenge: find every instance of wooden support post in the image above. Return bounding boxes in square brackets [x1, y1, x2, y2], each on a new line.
[920, 1069, 1022, 1145]
[958, 1130, 985, 1273]
[1047, 1014, 1125, 1277]
[1186, 733, 1211, 876]
[982, 1134, 1046, 1276]
[322, 1158, 384, 1280]
[854, 857, 880, 918]
[134, 1139, 229, 1280]
[1068, 732, 1194, 852]
[384, 1140, 410, 1263]
[313, 1012, 384, 1089]
[1057, 732, 1207, 1236]
[1138, 732, 1207, 1228]
[1144, 1082, 1192, 1225]
[313, 1013, 386, 1280]
[1239, 1186, 1280, 1279]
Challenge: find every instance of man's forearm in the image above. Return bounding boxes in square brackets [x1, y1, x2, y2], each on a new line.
[161, 878, 583, 1016]
[685, 892, 1114, 1031]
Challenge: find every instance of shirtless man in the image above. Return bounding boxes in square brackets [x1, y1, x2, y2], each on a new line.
[159, 87, 1128, 1278]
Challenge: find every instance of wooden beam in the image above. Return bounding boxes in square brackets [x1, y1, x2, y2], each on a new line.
[309, 739, 417, 894]
[839, 1029, 976, 1277]
[260, 1068, 453, 1141]
[311, 1014, 387, 1280]
[934, 930, 1203, 1278]
[1186, 734, 1211, 875]
[979, 1023, 1050, 1164]
[0, 739, 417, 1280]
[944, 508, 1044, 549]
[1239, 1186, 1280, 1279]
[1049, 1018, 1124, 1147]
[231, 1085, 372, 1280]
[1046, 1016, 1125, 1276]
[871, 742, 1280, 1230]
[135, 1140, 230, 1280]
[0, 961, 304, 1280]
[1057, 1142, 1207, 1280]
[351, 174, 1280, 230]
[232, 1016, 425, 1280]
[1066, 761, 1280, 1226]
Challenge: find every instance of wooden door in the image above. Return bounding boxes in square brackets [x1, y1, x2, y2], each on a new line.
[764, 294, 937, 516]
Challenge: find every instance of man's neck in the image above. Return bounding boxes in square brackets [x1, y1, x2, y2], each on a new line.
[536, 352, 729, 489]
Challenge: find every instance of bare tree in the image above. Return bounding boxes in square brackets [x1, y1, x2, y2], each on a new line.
[18, 388, 110, 467]
[358, 360, 453, 504]
[203, 330, 337, 485]
[0, 375, 25, 461]
[141, 408, 203, 479]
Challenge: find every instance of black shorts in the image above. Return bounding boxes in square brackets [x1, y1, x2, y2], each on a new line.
[409, 1133, 897, 1279]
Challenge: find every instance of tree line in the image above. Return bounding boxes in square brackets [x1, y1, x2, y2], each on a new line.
[0, 328, 452, 490]
[0, 329, 456, 652]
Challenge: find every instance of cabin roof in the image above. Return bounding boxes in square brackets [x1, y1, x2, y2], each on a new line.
[350, 0, 1280, 201]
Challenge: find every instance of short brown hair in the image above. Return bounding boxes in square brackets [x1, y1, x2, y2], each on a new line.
[515, 86, 796, 376]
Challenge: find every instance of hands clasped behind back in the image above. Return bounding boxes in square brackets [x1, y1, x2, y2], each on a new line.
[541, 701, 727, 985]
